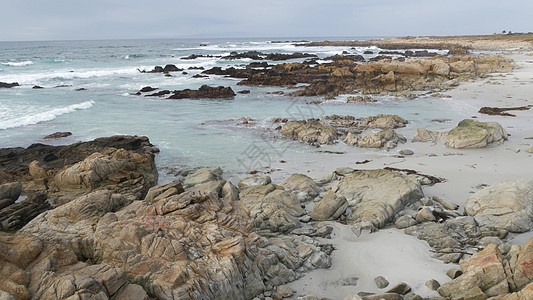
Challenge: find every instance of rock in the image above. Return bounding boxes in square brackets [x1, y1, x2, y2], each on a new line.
[361, 293, 403, 300]
[167, 85, 236, 99]
[43, 132, 72, 139]
[281, 120, 338, 145]
[0, 193, 51, 231]
[182, 167, 223, 188]
[464, 178, 533, 232]
[399, 149, 414, 156]
[238, 175, 272, 189]
[447, 268, 463, 279]
[510, 237, 533, 290]
[403, 293, 423, 300]
[445, 119, 507, 148]
[239, 184, 305, 232]
[438, 244, 509, 298]
[412, 128, 448, 143]
[395, 215, 418, 229]
[425, 279, 441, 291]
[277, 285, 293, 297]
[387, 282, 412, 295]
[337, 169, 423, 230]
[347, 96, 376, 103]
[147, 64, 183, 73]
[280, 174, 320, 202]
[310, 190, 348, 221]
[139, 86, 157, 93]
[478, 106, 529, 117]
[0, 82, 19, 88]
[432, 196, 458, 210]
[0, 182, 22, 201]
[526, 146, 533, 153]
[375, 276, 390, 289]
[143, 181, 184, 203]
[115, 284, 148, 300]
[415, 207, 436, 223]
[492, 281, 533, 300]
[344, 129, 406, 149]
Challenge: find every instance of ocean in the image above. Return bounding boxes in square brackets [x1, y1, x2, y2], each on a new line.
[0, 38, 477, 183]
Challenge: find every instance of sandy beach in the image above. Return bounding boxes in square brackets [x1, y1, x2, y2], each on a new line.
[265, 52, 533, 299]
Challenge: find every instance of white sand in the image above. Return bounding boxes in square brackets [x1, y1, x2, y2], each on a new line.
[272, 52, 533, 299]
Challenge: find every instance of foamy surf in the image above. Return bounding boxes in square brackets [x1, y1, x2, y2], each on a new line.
[1, 60, 34, 67]
[0, 100, 95, 130]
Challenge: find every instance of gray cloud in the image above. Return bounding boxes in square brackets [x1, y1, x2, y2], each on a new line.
[0, 0, 532, 41]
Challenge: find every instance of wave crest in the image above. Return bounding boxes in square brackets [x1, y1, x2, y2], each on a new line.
[0, 100, 95, 130]
[1, 60, 33, 67]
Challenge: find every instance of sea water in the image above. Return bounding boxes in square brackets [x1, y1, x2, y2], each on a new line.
[0, 38, 477, 182]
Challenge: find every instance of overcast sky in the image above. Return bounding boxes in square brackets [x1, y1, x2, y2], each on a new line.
[1, 0, 532, 41]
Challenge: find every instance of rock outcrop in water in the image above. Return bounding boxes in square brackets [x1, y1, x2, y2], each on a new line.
[0, 135, 158, 231]
[0, 81, 20, 88]
[167, 85, 236, 99]
[201, 54, 515, 99]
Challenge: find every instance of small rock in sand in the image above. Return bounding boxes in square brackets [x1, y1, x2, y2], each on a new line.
[525, 146, 533, 153]
[425, 279, 441, 291]
[374, 276, 390, 289]
[446, 268, 463, 279]
[399, 149, 414, 156]
[277, 285, 293, 297]
[386, 282, 412, 295]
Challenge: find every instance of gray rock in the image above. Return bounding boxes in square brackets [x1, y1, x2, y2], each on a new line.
[425, 279, 441, 291]
[374, 276, 390, 289]
[432, 196, 458, 210]
[415, 207, 436, 223]
[446, 268, 463, 279]
[399, 149, 414, 156]
[238, 175, 272, 189]
[280, 174, 320, 202]
[0, 182, 22, 201]
[338, 169, 423, 230]
[386, 282, 411, 295]
[395, 215, 418, 229]
[115, 284, 148, 300]
[362, 293, 403, 300]
[446, 119, 507, 148]
[183, 167, 223, 187]
[464, 178, 533, 232]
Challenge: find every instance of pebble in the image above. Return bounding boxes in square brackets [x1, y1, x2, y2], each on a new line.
[399, 149, 414, 156]
[443, 152, 463, 156]
[425, 279, 441, 290]
[526, 146, 533, 153]
[446, 268, 463, 279]
[386, 282, 412, 295]
[374, 276, 389, 289]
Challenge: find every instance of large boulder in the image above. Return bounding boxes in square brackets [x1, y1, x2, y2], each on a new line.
[239, 184, 305, 232]
[445, 119, 507, 148]
[281, 120, 338, 145]
[464, 179, 533, 233]
[344, 129, 406, 149]
[280, 174, 320, 202]
[337, 169, 423, 231]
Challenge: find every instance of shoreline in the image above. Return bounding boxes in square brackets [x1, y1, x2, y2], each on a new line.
[1, 36, 533, 300]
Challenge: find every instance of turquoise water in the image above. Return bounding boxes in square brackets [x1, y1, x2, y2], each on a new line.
[0, 38, 475, 182]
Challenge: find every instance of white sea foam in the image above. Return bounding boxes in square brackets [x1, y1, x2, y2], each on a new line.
[0, 67, 138, 85]
[0, 100, 95, 130]
[1, 60, 34, 67]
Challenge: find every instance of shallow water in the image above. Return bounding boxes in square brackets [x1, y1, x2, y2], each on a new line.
[0, 38, 474, 182]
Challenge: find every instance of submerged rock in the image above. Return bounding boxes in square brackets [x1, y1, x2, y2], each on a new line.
[281, 120, 337, 145]
[167, 85, 236, 99]
[0, 82, 19, 88]
[43, 131, 72, 139]
[445, 119, 507, 148]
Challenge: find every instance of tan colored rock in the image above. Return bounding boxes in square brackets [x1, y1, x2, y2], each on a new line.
[144, 181, 184, 203]
[337, 169, 423, 230]
[182, 167, 223, 187]
[412, 128, 448, 143]
[438, 244, 509, 298]
[115, 284, 149, 300]
[446, 119, 507, 149]
[511, 238, 533, 290]
[280, 174, 320, 202]
[238, 175, 272, 189]
[465, 179, 533, 232]
[310, 190, 348, 221]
